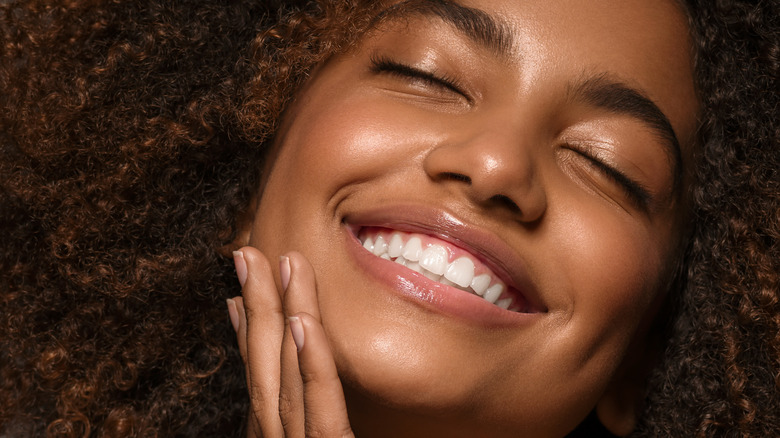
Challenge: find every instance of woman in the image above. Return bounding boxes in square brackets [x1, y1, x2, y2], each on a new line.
[1, 0, 777, 436]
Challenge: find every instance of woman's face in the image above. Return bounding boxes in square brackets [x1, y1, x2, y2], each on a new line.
[246, 0, 697, 436]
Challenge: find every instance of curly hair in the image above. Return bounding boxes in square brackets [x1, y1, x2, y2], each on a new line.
[635, 0, 780, 435]
[0, 0, 777, 436]
[0, 0, 278, 435]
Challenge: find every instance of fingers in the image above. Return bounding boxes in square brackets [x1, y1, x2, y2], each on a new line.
[229, 249, 352, 438]
[290, 313, 355, 438]
[281, 252, 322, 319]
[232, 248, 285, 438]
[230, 297, 262, 437]
[278, 252, 320, 436]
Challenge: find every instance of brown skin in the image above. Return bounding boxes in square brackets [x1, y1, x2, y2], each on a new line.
[234, 0, 698, 436]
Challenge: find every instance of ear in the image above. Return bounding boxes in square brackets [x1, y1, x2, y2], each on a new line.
[217, 196, 257, 257]
[595, 328, 663, 436]
[595, 365, 643, 436]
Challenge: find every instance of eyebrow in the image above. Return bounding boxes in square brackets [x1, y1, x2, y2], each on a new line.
[372, 0, 514, 57]
[569, 75, 684, 190]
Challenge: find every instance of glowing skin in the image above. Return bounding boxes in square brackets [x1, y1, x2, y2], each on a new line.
[242, 0, 698, 436]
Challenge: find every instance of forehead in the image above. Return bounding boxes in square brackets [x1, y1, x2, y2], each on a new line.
[375, 0, 692, 62]
[366, 0, 698, 151]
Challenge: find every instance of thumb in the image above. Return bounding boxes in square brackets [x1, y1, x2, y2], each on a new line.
[288, 313, 354, 438]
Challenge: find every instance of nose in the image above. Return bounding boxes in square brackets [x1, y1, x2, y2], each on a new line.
[423, 130, 547, 223]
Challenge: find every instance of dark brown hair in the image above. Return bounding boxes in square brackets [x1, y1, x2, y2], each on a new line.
[1, 0, 777, 436]
[636, 0, 779, 435]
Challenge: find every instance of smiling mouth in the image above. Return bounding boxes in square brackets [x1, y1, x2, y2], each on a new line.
[358, 227, 532, 313]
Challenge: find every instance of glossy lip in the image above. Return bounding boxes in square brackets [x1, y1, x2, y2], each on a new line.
[342, 204, 547, 327]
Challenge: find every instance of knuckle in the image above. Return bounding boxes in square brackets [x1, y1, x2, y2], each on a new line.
[248, 383, 269, 407]
[250, 405, 264, 422]
[299, 367, 322, 387]
[304, 417, 354, 438]
[277, 390, 297, 418]
[249, 382, 264, 398]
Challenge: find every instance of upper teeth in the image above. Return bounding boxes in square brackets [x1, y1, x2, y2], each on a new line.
[360, 230, 515, 310]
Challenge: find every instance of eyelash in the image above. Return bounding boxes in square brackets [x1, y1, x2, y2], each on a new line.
[567, 145, 652, 209]
[369, 55, 470, 100]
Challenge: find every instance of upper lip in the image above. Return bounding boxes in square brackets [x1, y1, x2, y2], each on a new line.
[343, 203, 547, 313]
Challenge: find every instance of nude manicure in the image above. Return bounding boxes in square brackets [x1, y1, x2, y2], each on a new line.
[226, 299, 239, 332]
[280, 255, 291, 291]
[289, 316, 304, 352]
[233, 250, 247, 287]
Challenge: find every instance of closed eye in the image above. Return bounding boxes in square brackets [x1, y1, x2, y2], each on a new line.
[369, 55, 471, 102]
[566, 145, 652, 210]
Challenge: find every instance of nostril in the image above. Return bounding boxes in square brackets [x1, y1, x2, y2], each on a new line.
[441, 172, 472, 184]
[489, 194, 521, 213]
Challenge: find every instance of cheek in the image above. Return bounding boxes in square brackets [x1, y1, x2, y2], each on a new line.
[271, 85, 459, 204]
[249, 93, 426, 258]
[277, 95, 415, 184]
[546, 194, 671, 363]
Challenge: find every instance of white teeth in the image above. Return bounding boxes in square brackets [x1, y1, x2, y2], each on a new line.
[372, 235, 388, 256]
[419, 245, 448, 276]
[470, 274, 491, 296]
[438, 277, 459, 288]
[424, 270, 442, 282]
[388, 233, 404, 258]
[444, 257, 475, 288]
[361, 231, 516, 312]
[402, 237, 423, 262]
[495, 298, 513, 309]
[405, 260, 422, 274]
[483, 284, 504, 304]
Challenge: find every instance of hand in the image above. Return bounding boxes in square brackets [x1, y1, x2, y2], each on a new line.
[227, 247, 354, 438]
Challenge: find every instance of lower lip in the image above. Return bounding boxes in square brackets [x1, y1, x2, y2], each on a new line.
[343, 227, 538, 327]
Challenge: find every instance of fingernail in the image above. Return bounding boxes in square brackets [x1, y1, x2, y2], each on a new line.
[280, 255, 291, 291]
[233, 250, 247, 287]
[226, 298, 239, 332]
[289, 316, 304, 352]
